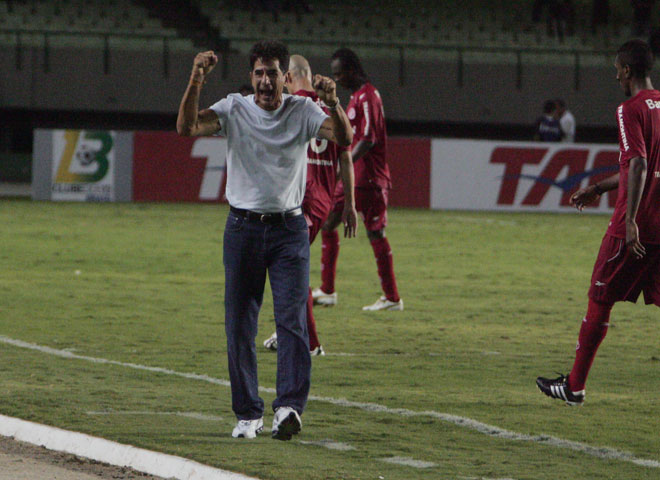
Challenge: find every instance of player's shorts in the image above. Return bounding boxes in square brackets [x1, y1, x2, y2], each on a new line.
[588, 234, 660, 306]
[331, 187, 389, 232]
[303, 195, 332, 244]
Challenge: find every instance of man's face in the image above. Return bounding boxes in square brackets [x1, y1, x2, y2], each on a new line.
[615, 56, 632, 97]
[251, 58, 285, 110]
[331, 58, 351, 90]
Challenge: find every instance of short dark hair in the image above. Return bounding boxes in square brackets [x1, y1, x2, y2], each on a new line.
[249, 40, 289, 72]
[617, 39, 654, 78]
[331, 47, 368, 81]
[543, 100, 556, 114]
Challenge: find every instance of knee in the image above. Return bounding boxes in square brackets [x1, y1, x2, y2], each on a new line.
[367, 228, 385, 241]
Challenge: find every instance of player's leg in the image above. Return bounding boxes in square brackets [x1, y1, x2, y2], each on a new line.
[223, 212, 267, 423]
[361, 188, 402, 311]
[267, 214, 311, 421]
[314, 209, 343, 305]
[537, 234, 648, 405]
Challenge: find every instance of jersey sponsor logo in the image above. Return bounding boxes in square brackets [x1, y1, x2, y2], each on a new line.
[307, 157, 333, 167]
[645, 99, 660, 109]
[618, 105, 629, 151]
[594, 280, 607, 286]
[491, 147, 619, 207]
[309, 138, 329, 154]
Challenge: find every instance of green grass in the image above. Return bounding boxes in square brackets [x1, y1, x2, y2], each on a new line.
[1, 200, 659, 480]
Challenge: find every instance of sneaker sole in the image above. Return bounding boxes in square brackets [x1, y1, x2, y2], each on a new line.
[362, 305, 404, 311]
[271, 412, 301, 441]
[313, 299, 336, 307]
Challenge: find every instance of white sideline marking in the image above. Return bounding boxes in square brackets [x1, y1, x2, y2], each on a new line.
[1, 335, 659, 469]
[0, 414, 259, 480]
[298, 439, 356, 451]
[380, 456, 437, 468]
[86, 411, 224, 422]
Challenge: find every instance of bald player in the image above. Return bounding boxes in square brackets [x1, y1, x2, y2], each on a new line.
[263, 55, 358, 355]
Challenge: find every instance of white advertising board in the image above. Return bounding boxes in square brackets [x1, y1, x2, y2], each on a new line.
[430, 139, 620, 213]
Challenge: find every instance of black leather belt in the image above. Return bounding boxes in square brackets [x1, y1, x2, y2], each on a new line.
[230, 206, 303, 224]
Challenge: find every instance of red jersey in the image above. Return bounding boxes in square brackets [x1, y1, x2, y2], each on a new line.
[607, 89, 660, 244]
[346, 82, 391, 189]
[296, 89, 346, 219]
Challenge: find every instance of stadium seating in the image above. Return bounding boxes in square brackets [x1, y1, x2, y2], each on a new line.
[196, 0, 638, 57]
[0, 0, 194, 50]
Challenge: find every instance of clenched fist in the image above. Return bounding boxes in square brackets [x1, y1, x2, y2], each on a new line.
[192, 51, 218, 82]
[313, 74, 338, 107]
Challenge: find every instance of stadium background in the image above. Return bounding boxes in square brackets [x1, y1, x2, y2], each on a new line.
[2, 1, 660, 480]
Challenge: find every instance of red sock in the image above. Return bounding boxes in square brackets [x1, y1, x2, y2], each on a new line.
[370, 237, 400, 302]
[306, 288, 320, 351]
[568, 298, 612, 392]
[320, 229, 339, 294]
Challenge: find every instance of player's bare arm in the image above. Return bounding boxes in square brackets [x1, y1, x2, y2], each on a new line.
[626, 156, 648, 259]
[350, 140, 375, 163]
[176, 51, 222, 137]
[338, 150, 358, 238]
[570, 173, 620, 211]
[313, 74, 353, 146]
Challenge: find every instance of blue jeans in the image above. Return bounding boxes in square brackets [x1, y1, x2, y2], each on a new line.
[223, 210, 311, 420]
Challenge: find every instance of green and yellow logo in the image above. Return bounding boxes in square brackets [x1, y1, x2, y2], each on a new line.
[55, 130, 113, 183]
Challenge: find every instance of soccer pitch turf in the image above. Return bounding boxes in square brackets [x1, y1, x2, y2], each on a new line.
[1, 200, 659, 480]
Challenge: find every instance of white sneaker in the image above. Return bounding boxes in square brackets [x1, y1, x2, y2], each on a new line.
[311, 345, 325, 356]
[311, 287, 337, 306]
[231, 417, 263, 439]
[263, 332, 278, 350]
[271, 407, 302, 441]
[362, 296, 404, 311]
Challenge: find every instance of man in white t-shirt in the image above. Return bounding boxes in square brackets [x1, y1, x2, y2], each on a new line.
[556, 98, 576, 142]
[176, 40, 353, 441]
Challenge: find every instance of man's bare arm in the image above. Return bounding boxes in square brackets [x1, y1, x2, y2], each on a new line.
[350, 140, 374, 163]
[176, 51, 222, 137]
[338, 150, 358, 238]
[569, 173, 619, 211]
[313, 74, 353, 146]
[626, 156, 647, 258]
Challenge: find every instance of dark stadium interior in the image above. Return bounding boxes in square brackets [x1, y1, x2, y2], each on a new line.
[2, 0, 658, 182]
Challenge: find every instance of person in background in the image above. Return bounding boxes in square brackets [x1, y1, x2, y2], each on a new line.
[556, 98, 576, 142]
[534, 100, 562, 142]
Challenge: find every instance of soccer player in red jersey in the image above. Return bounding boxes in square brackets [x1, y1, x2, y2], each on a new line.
[312, 48, 403, 312]
[537, 40, 660, 405]
[263, 54, 358, 354]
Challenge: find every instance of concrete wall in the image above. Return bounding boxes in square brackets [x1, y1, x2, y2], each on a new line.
[0, 42, 635, 127]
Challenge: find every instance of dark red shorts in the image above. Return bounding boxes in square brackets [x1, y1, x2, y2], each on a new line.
[588, 234, 660, 306]
[332, 187, 389, 232]
[303, 196, 332, 245]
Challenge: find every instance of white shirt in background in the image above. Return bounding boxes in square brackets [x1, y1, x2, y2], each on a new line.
[560, 110, 576, 142]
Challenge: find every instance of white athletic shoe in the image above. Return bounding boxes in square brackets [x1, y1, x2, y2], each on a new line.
[311, 287, 337, 306]
[311, 345, 325, 356]
[231, 417, 263, 439]
[362, 296, 404, 311]
[263, 332, 278, 350]
[271, 407, 302, 441]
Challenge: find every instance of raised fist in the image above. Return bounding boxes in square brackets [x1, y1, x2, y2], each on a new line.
[313, 74, 338, 106]
[193, 51, 218, 79]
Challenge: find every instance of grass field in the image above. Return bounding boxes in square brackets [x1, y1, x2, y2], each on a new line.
[1, 200, 659, 480]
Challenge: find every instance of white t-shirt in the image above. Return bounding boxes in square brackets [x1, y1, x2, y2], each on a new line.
[209, 93, 328, 212]
[560, 110, 576, 142]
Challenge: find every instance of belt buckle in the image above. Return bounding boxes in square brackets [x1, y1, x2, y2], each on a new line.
[260, 214, 269, 224]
